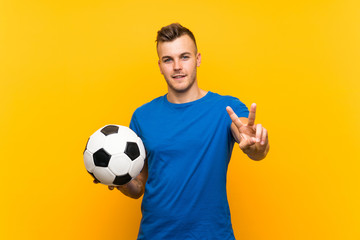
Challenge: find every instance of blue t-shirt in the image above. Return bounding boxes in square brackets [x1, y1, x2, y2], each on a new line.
[130, 91, 249, 240]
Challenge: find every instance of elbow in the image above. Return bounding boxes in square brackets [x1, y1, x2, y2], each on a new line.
[129, 187, 145, 199]
[132, 192, 144, 199]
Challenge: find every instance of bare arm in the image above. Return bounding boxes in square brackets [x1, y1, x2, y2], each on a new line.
[115, 160, 148, 199]
[95, 160, 148, 199]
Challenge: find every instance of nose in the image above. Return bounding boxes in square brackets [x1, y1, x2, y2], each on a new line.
[173, 59, 182, 71]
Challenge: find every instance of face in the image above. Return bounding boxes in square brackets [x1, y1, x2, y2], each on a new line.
[157, 35, 201, 94]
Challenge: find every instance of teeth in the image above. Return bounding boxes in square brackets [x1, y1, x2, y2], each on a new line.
[173, 75, 185, 78]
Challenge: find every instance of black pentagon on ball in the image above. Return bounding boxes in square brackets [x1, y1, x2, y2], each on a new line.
[93, 148, 111, 167]
[113, 174, 132, 185]
[100, 125, 119, 136]
[125, 142, 140, 160]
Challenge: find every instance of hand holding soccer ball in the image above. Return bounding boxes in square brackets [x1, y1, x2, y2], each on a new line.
[83, 125, 146, 186]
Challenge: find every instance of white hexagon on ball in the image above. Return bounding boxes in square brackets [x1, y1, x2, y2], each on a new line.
[108, 153, 132, 176]
[83, 150, 95, 172]
[118, 125, 138, 140]
[87, 130, 106, 153]
[137, 137, 146, 159]
[103, 134, 127, 155]
[93, 167, 116, 185]
[129, 157, 145, 178]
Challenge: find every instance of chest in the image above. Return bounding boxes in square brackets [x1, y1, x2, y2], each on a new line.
[139, 104, 231, 159]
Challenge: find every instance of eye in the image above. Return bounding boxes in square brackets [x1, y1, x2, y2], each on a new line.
[163, 58, 172, 63]
[182, 55, 190, 60]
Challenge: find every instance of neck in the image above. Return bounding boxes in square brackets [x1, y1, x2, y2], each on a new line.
[167, 86, 207, 104]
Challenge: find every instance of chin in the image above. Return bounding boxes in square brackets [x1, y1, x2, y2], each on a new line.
[169, 83, 192, 93]
[166, 79, 196, 93]
[170, 86, 188, 93]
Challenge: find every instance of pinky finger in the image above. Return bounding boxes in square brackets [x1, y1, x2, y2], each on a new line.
[256, 124, 263, 143]
[261, 128, 267, 145]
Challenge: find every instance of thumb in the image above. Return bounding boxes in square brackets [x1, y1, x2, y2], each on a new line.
[239, 136, 256, 152]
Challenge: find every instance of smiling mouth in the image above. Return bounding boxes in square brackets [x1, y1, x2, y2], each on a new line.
[172, 74, 187, 79]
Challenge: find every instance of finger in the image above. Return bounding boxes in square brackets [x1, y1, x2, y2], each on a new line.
[108, 186, 114, 190]
[93, 179, 99, 184]
[247, 103, 256, 126]
[239, 133, 256, 143]
[256, 124, 263, 143]
[261, 128, 267, 145]
[239, 136, 256, 152]
[226, 106, 243, 129]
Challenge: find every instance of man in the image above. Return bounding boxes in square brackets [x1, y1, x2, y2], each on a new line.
[104, 23, 269, 239]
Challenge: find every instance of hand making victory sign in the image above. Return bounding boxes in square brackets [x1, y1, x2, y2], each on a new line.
[226, 103, 269, 160]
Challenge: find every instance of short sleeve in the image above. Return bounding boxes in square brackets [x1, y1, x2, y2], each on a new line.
[129, 110, 141, 138]
[228, 97, 249, 118]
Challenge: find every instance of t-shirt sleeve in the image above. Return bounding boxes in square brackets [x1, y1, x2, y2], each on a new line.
[129, 110, 141, 137]
[228, 97, 249, 118]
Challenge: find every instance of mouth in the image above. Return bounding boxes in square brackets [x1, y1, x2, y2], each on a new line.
[171, 74, 187, 80]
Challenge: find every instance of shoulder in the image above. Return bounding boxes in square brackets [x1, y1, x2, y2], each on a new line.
[209, 91, 246, 105]
[130, 95, 165, 132]
[132, 95, 165, 117]
[208, 91, 249, 117]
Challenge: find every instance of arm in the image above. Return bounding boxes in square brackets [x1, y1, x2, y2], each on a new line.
[116, 160, 148, 199]
[98, 160, 148, 199]
[227, 103, 270, 161]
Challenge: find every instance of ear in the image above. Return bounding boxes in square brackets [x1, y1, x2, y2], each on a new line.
[196, 53, 201, 67]
[158, 60, 163, 75]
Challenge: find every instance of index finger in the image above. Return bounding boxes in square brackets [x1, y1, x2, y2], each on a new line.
[226, 106, 243, 129]
[247, 103, 257, 126]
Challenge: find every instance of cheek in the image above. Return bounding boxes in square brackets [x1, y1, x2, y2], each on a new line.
[188, 62, 197, 73]
[162, 65, 172, 75]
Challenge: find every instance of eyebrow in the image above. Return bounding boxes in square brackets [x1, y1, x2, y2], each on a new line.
[161, 52, 192, 61]
[161, 56, 172, 61]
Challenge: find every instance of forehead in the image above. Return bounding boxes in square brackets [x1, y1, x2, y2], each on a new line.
[157, 35, 196, 57]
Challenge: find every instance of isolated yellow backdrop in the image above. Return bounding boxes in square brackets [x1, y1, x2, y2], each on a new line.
[1, 0, 359, 239]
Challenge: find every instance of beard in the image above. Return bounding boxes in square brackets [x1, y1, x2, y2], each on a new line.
[166, 77, 195, 93]
[164, 70, 197, 94]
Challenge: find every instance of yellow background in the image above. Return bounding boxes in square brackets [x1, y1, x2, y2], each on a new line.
[1, 0, 359, 239]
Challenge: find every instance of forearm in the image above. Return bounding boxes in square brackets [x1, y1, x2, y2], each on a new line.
[117, 178, 145, 199]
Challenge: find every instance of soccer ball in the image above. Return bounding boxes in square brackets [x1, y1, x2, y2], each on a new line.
[83, 124, 146, 186]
